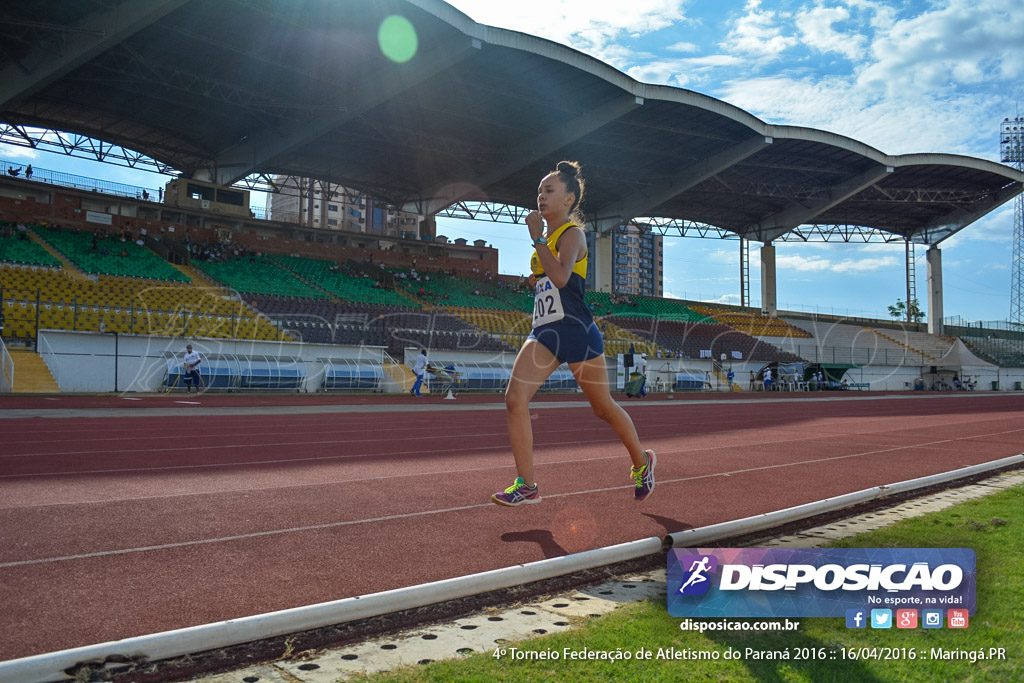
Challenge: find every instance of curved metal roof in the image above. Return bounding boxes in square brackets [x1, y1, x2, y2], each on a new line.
[1, 0, 1021, 245]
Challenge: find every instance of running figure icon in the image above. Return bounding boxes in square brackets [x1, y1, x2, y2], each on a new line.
[678, 556, 713, 594]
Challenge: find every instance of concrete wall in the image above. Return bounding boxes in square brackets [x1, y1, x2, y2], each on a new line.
[37, 330, 387, 393]
[35, 330, 1024, 394]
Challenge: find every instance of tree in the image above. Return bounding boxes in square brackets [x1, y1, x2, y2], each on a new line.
[888, 298, 925, 322]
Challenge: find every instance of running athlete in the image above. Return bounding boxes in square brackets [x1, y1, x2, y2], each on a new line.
[491, 161, 656, 507]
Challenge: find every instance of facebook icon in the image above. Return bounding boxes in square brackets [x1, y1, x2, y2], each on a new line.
[846, 608, 866, 629]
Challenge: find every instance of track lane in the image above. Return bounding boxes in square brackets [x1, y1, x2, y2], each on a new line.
[2, 394, 1023, 660]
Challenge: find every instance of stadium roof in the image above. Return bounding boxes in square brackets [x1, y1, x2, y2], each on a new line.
[1, 0, 1021, 245]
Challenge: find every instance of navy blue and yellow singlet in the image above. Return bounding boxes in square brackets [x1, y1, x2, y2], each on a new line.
[526, 222, 604, 364]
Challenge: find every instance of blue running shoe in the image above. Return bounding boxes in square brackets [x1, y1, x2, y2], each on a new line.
[491, 477, 540, 506]
[631, 449, 657, 501]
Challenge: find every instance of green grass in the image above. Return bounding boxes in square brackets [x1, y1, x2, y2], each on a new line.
[353, 482, 1023, 682]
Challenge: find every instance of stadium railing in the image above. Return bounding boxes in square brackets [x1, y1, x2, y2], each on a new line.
[0, 336, 13, 391]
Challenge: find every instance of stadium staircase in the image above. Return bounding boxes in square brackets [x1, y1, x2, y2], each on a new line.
[868, 328, 940, 362]
[596, 318, 667, 358]
[171, 262, 223, 289]
[8, 348, 59, 393]
[27, 230, 92, 282]
[382, 357, 429, 394]
[713, 362, 744, 392]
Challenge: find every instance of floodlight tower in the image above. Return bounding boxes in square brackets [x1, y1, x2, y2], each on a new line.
[1003, 116, 1024, 325]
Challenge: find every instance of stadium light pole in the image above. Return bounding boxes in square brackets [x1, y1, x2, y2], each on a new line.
[1002, 116, 1024, 326]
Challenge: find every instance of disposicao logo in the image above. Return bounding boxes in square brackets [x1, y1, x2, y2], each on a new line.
[667, 548, 975, 618]
[675, 554, 718, 596]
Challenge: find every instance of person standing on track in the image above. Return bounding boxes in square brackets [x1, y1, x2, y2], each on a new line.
[182, 343, 203, 394]
[491, 160, 656, 507]
[410, 348, 428, 397]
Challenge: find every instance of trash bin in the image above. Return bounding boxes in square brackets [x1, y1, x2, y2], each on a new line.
[992, 381, 1000, 391]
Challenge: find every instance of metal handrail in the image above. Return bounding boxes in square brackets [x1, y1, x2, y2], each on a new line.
[0, 336, 13, 392]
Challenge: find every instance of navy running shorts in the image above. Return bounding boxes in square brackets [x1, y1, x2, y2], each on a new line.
[527, 319, 604, 364]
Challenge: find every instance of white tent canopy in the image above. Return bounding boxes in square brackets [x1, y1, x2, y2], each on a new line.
[935, 339, 996, 369]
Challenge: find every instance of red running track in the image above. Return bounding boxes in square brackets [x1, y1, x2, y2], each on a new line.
[2, 392, 1023, 661]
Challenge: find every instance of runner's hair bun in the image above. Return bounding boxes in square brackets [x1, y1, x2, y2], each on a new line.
[556, 160, 580, 178]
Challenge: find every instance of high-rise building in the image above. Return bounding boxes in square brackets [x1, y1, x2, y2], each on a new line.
[266, 176, 424, 239]
[587, 221, 663, 297]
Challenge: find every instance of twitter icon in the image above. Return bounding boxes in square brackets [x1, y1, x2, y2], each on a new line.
[870, 609, 892, 629]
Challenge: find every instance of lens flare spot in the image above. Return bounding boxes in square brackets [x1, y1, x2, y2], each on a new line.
[378, 15, 418, 64]
[552, 507, 598, 553]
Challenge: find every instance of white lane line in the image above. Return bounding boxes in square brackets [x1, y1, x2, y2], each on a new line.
[4, 420, 1022, 481]
[0, 503, 492, 569]
[3, 408, 1016, 459]
[3, 434, 1021, 568]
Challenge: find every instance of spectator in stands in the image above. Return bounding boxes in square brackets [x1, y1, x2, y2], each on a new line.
[182, 344, 203, 394]
[493, 161, 655, 507]
[410, 348, 428, 397]
[6, 166, 19, 177]
[25, 165, 33, 179]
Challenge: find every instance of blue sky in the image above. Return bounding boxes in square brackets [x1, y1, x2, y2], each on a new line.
[3, 0, 1022, 322]
[438, 0, 1024, 322]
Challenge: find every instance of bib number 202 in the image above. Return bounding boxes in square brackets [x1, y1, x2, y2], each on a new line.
[532, 277, 565, 327]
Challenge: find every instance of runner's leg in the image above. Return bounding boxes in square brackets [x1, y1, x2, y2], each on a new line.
[569, 355, 646, 469]
[505, 339, 560, 485]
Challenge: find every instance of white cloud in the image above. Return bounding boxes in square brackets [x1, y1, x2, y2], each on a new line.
[0, 143, 39, 161]
[722, 0, 798, 60]
[776, 253, 899, 273]
[795, 5, 866, 60]
[628, 54, 748, 87]
[858, 0, 1024, 95]
[626, 60, 693, 87]
[445, 0, 689, 64]
[666, 41, 699, 53]
[708, 0, 1024, 158]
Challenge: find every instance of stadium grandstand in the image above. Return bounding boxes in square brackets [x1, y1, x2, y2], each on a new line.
[2, 173, 1020, 395]
[0, 0, 1022, 395]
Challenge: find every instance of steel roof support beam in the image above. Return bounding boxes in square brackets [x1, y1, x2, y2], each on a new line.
[748, 163, 893, 243]
[211, 40, 481, 187]
[915, 182, 1024, 245]
[0, 0, 189, 110]
[591, 135, 773, 234]
[406, 95, 644, 216]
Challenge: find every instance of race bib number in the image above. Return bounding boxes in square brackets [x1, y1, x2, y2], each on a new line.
[532, 276, 564, 328]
